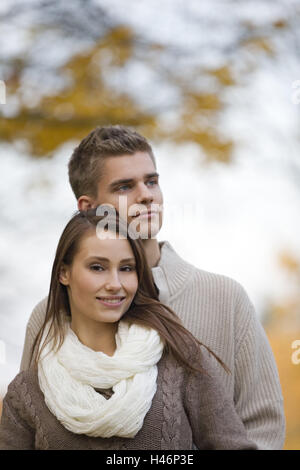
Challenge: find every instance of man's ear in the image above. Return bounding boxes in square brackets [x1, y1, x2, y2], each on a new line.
[77, 195, 97, 211]
[59, 265, 70, 286]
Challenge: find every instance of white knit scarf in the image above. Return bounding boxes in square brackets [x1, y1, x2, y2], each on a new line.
[37, 320, 164, 438]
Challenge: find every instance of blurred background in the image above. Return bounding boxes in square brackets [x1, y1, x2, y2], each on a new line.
[0, 0, 300, 449]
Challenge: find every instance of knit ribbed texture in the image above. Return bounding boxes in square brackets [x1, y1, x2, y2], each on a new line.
[0, 348, 257, 450]
[18, 241, 285, 449]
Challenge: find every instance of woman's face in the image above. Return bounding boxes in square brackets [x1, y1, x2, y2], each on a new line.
[59, 230, 138, 326]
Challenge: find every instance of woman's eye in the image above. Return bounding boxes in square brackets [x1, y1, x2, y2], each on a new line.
[121, 266, 136, 272]
[90, 265, 104, 272]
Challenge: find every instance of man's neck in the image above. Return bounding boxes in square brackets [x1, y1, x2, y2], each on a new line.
[142, 238, 161, 268]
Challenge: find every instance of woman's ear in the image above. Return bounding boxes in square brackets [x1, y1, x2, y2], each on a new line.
[59, 265, 70, 286]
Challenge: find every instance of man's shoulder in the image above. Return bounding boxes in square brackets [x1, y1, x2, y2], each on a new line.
[179, 252, 249, 300]
[160, 241, 251, 304]
[27, 296, 48, 330]
[193, 267, 255, 319]
[194, 265, 247, 295]
[161, 241, 243, 287]
[32, 296, 48, 315]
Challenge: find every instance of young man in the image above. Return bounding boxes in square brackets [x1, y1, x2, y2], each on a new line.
[20, 125, 285, 449]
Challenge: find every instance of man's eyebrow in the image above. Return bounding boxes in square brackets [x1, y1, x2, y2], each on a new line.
[108, 178, 133, 191]
[108, 172, 159, 190]
[146, 172, 159, 179]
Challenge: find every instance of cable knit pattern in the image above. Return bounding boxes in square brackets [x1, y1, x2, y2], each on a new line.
[161, 356, 184, 450]
[0, 349, 258, 450]
[18, 241, 285, 449]
[5, 375, 49, 450]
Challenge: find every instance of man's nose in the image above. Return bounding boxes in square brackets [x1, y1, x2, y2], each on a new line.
[136, 182, 154, 204]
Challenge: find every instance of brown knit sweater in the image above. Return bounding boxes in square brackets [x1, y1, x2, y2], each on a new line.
[0, 347, 256, 450]
[19, 242, 285, 449]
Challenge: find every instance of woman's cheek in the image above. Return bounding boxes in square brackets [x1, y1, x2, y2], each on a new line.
[81, 272, 101, 292]
[129, 278, 138, 297]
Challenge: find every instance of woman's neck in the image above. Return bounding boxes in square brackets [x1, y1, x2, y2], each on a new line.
[70, 318, 118, 356]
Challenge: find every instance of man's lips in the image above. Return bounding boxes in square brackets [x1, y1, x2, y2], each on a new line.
[132, 210, 159, 219]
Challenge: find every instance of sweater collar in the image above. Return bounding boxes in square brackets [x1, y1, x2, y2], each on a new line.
[151, 241, 195, 303]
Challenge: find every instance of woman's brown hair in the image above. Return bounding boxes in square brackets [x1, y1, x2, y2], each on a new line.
[30, 208, 230, 376]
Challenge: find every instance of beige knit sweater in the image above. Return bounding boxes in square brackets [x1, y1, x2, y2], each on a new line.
[18, 241, 285, 449]
[0, 347, 257, 450]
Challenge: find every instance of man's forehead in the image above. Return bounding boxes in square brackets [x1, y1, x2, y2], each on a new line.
[101, 152, 156, 184]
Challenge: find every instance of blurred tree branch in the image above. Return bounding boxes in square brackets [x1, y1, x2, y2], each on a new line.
[0, 0, 299, 168]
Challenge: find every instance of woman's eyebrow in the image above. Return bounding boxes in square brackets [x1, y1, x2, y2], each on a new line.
[87, 256, 135, 263]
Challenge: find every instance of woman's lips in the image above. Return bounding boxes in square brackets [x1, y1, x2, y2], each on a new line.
[96, 296, 126, 307]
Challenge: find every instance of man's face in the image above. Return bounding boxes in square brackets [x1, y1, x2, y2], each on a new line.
[92, 152, 164, 238]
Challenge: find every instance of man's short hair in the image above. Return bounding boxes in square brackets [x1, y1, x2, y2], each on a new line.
[68, 125, 156, 200]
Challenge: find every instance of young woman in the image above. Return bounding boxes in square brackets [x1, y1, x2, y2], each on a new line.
[0, 210, 257, 450]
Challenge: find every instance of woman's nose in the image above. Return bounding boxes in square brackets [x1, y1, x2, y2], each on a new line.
[104, 270, 122, 291]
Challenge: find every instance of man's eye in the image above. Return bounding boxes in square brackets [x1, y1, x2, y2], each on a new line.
[118, 184, 131, 191]
[146, 179, 157, 186]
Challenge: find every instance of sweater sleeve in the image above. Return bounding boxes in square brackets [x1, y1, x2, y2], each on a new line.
[233, 288, 285, 450]
[0, 374, 35, 450]
[185, 347, 257, 450]
[20, 296, 48, 372]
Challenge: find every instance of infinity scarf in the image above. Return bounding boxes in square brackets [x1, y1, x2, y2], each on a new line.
[37, 320, 164, 438]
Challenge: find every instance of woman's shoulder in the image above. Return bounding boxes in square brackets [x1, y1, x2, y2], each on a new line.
[184, 344, 233, 407]
[184, 340, 228, 375]
[5, 367, 40, 408]
[158, 343, 223, 377]
[9, 366, 38, 386]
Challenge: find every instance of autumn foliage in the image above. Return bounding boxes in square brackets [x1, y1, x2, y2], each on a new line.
[261, 251, 300, 450]
[266, 328, 300, 450]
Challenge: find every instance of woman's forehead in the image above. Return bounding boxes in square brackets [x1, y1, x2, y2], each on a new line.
[76, 231, 134, 261]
